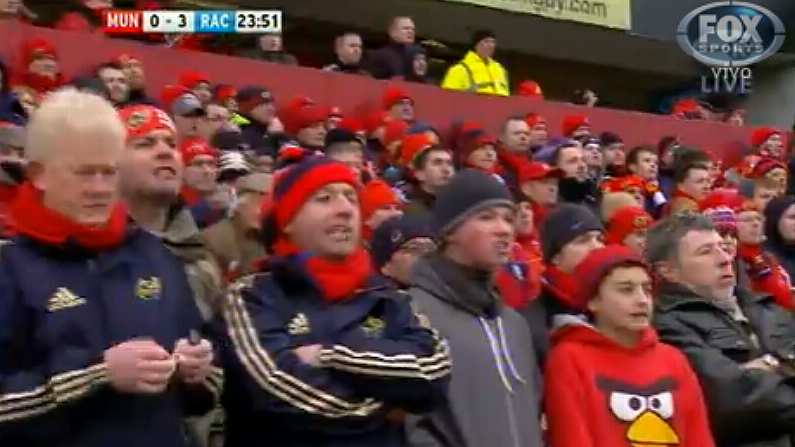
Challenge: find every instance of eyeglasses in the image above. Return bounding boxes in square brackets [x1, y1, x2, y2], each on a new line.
[398, 240, 437, 256]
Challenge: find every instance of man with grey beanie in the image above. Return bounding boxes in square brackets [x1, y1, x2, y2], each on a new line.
[524, 203, 604, 364]
[406, 169, 544, 447]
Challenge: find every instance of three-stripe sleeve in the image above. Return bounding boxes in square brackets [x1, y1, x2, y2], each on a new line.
[222, 279, 382, 419]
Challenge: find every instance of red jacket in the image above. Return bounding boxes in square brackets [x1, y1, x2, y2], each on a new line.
[545, 324, 715, 447]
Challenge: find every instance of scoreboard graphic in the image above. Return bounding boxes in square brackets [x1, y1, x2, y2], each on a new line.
[103, 10, 282, 34]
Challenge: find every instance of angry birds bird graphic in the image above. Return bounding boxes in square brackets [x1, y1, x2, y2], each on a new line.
[597, 376, 681, 447]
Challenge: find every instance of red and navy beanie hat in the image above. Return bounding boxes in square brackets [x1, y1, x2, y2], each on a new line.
[261, 156, 358, 253]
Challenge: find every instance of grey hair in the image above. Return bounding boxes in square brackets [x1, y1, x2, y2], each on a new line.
[646, 212, 715, 265]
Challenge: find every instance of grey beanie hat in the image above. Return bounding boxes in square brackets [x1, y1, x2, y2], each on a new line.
[431, 169, 515, 238]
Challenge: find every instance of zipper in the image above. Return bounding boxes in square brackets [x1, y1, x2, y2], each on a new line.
[505, 392, 521, 447]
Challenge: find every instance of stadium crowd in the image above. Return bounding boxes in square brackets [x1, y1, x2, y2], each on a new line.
[2, 7, 795, 447]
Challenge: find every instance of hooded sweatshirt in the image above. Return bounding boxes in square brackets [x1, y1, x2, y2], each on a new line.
[545, 322, 715, 447]
[406, 255, 544, 447]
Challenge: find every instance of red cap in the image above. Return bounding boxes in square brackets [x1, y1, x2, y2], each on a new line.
[179, 71, 210, 90]
[361, 180, 400, 223]
[160, 84, 192, 109]
[561, 114, 590, 137]
[519, 161, 562, 183]
[400, 133, 434, 167]
[21, 38, 57, 66]
[517, 80, 543, 98]
[118, 104, 176, 141]
[180, 138, 219, 165]
[751, 127, 781, 147]
[573, 245, 648, 311]
[382, 120, 409, 147]
[525, 113, 547, 129]
[382, 86, 413, 110]
[605, 206, 653, 246]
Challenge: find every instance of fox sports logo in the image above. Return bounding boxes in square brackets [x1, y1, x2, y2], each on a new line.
[677, 1, 786, 67]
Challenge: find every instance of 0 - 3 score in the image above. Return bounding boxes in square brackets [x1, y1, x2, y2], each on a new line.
[143, 11, 194, 33]
[235, 10, 282, 33]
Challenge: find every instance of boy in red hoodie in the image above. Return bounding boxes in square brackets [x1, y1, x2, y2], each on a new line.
[545, 245, 715, 447]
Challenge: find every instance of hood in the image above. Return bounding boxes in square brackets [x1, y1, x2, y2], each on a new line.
[411, 256, 462, 305]
[551, 320, 659, 353]
[152, 204, 207, 261]
[410, 254, 499, 317]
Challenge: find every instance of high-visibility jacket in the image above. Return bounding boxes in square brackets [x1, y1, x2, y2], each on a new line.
[441, 51, 510, 96]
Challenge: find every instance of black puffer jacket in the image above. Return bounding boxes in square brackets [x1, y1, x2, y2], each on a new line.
[654, 282, 795, 447]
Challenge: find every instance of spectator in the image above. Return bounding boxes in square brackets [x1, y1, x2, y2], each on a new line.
[179, 138, 229, 229]
[525, 113, 548, 151]
[406, 44, 431, 84]
[650, 212, 795, 447]
[554, 141, 598, 209]
[517, 80, 544, 99]
[161, 85, 205, 142]
[561, 114, 591, 139]
[71, 75, 110, 99]
[496, 192, 544, 313]
[497, 116, 531, 190]
[382, 85, 415, 122]
[518, 161, 561, 228]
[96, 62, 130, 106]
[368, 16, 416, 79]
[581, 136, 603, 180]
[401, 137, 454, 218]
[202, 172, 270, 281]
[657, 136, 681, 197]
[406, 169, 543, 447]
[604, 205, 653, 257]
[285, 103, 328, 151]
[198, 102, 233, 142]
[235, 86, 284, 154]
[213, 84, 238, 113]
[764, 195, 795, 281]
[545, 245, 715, 447]
[220, 156, 451, 446]
[747, 157, 788, 197]
[751, 127, 785, 160]
[600, 175, 647, 208]
[371, 213, 435, 288]
[325, 128, 366, 181]
[600, 131, 626, 176]
[0, 123, 23, 236]
[746, 176, 779, 211]
[179, 70, 212, 105]
[627, 145, 666, 212]
[13, 37, 64, 94]
[570, 88, 600, 107]
[531, 204, 604, 361]
[117, 104, 223, 321]
[0, 89, 219, 446]
[378, 119, 409, 172]
[326, 106, 344, 130]
[441, 29, 509, 96]
[114, 54, 157, 106]
[242, 32, 298, 65]
[457, 130, 499, 175]
[360, 179, 403, 242]
[323, 32, 370, 76]
[666, 156, 711, 215]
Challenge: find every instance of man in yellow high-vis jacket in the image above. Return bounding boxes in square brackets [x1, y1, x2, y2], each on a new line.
[441, 29, 510, 97]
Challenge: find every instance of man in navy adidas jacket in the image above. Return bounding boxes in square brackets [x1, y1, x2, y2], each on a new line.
[219, 156, 451, 446]
[0, 89, 221, 446]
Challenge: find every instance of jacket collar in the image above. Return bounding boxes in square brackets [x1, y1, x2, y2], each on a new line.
[656, 281, 772, 313]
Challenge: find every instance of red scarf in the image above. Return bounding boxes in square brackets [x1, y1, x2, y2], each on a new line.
[530, 200, 549, 229]
[10, 182, 127, 250]
[543, 265, 580, 311]
[497, 146, 527, 177]
[273, 238, 372, 303]
[180, 186, 203, 206]
[14, 71, 64, 94]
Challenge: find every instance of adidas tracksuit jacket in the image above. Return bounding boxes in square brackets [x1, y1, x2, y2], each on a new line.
[219, 257, 452, 447]
[0, 230, 221, 446]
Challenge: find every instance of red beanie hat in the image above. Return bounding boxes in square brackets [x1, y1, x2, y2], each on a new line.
[382, 120, 409, 147]
[118, 104, 176, 141]
[21, 38, 57, 67]
[382, 86, 413, 110]
[751, 127, 781, 147]
[517, 80, 543, 98]
[284, 104, 327, 136]
[180, 138, 219, 165]
[360, 180, 400, 223]
[400, 133, 435, 167]
[525, 113, 547, 129]
[573, 245, 649, 311]
[179, 71, 210, 90]
[561, 114, 590, 137]
[605, 206, 652, 246]
[749, 157, 787, 179]
[339, 117, 365, 134]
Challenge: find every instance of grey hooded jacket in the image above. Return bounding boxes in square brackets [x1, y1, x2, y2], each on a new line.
[405, 257, 544, 447]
